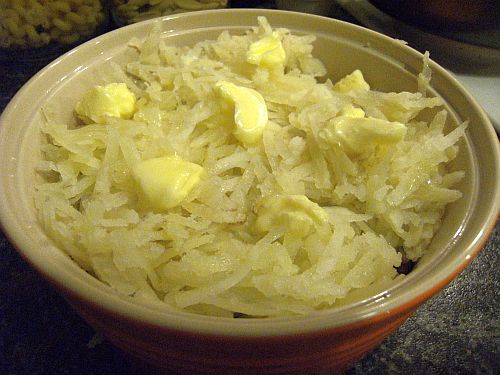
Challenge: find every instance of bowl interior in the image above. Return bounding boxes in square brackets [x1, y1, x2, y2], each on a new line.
[0, 9, 498, 336]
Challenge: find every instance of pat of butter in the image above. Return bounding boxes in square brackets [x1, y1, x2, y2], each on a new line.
[339, 105, 365, 118]
[255, 195, 329, 238]
[216, 81, 268, 145]
[333, 70, 370, 93]
[320, 116, 407, 155]
[247, 32, 286, 69]
[132, 156, 203, 210]
[75, 83, 136, 124]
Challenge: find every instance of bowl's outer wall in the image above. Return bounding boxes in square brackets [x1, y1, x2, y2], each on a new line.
[67, 291, 413, 374]
[0, 8, 499, 375]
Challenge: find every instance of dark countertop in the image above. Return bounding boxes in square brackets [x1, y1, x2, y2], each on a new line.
[0, 5, 499, 375]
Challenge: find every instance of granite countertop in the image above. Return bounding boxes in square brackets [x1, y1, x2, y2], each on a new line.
[0, 5, 499, 375]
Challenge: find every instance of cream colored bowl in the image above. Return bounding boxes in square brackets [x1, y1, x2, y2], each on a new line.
[0, 9, 498, 374]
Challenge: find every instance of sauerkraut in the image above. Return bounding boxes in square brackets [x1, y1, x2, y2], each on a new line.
[35, 17, 466, 317]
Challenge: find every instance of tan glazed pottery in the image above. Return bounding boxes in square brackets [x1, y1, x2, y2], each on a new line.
[0, 9, 498, 374]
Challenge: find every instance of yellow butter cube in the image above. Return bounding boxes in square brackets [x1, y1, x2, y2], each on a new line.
[216, 81, 268, 145]
[339, 105, 366, 118]
[255, 195, 329, 238]
[247, 32, 286, 69]
[320, 116, 407, 156]
[132, 156, 203, 210]
[333, 70, 370, 93]
[75, 83, 136, 124]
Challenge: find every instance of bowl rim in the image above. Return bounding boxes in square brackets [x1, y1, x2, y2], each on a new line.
[0, 8, 499, 337]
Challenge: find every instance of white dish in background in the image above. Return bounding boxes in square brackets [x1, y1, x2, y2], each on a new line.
[336, 0, 500, 132]
[454, 74, 500, 132]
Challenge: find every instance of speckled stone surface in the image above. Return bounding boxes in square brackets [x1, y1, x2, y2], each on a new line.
[1, 6, 499, 374]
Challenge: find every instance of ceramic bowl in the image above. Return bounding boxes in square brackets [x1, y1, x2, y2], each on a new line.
[0, 9, 498, 375]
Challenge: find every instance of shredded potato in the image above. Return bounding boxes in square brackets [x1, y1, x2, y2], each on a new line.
[35, 18, 466, 317]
